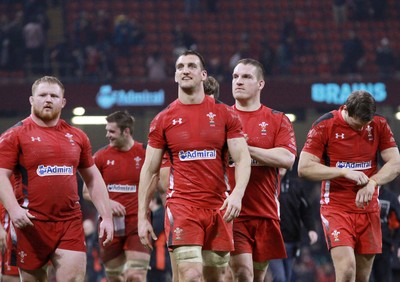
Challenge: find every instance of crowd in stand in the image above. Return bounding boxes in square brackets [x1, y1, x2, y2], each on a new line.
[0, 0, 399, 83]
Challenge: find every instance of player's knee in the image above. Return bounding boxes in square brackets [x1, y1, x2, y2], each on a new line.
[105, 264, 125, 278]
[202, 250, 230, 267]
[123, 259, 150, 272]
[230, 259, 253, 280]
[253, 260, 269, 271]
[173, 246, 202, 264]
[124, 268, 147, 282]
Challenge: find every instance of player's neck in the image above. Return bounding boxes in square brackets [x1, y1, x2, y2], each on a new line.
[118, 139, 134, 151]
[178, 90, 205, 104]
[235, 99, 261, 112]
[30, 114, 59, 127]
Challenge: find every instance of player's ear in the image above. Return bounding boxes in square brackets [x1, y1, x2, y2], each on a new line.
[259, 80, 265, 90]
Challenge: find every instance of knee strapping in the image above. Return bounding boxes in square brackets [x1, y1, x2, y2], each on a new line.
[253, 260, 269, 271]
[202, 250, 230, 267]
[124, 259, 150, 271]
[173, 246, 202, 264]
[105, 264, 124, 277]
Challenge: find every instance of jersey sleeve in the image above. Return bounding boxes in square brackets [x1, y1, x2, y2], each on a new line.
[377, 116, 398, 151]
[93, 149, 105, 172]
[302, 120, 328, 160]
[77, 130, 95, 169]
[0, 128, 20, 170]
[148, 112, 167, 149]
[225, 106, 245, 140]
[275, 113, 297, 155]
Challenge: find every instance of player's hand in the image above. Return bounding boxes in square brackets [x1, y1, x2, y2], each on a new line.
[138, 218, 157, 250]
[220, 191, 242, 222]
[10, 207, 35, 229]
[308, 230, 318, 245]
[110, 200, 126, 217]
[343, 169, 369, 186]
[99, 217, 114, 247]
[355, 181, 375, 209]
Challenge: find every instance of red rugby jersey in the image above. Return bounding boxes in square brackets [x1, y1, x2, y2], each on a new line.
[0, 116, 94, 221]
[148, 95, 245, 209]
[228, 105, 297, 220]
[302, 106, 397, 212]
[94, 141, 145, 217]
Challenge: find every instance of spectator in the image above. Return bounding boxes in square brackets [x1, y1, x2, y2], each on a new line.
[172, 24, 197, 59]
[92, 9, 112, 45]
[333, 0, 348, 25]
[349, 0, 370, 21]
[291, 246, 318, 281]
[113, 14, 144, 57]
[370, 187, 400, 282]
[97, 43, 116, 83]
[375, 37, 396, 80]
[0, 14, 11, 69]
[259, 38, 275, 76]
[206, 0, 218, 13]
[4, 10, 24, 72]
[23, 14, 46, 74]
[49, 36, 75, 79]
[370, 0, 387, 20]
[146, 50, 168, 81]
[338, 30, 365, 75]
[268, 167, 318, 282]
[147, 193, 172, 282]
[23, 0, 47, 24]
[276, 37, 295, 75]
[207, 56, 225, 82]
[184, 0, 200, 15]
[83, 45, 101, 81]
[73, 11, 95, 49]
[83, 218, 106, 282]
[228, 40, 250, 72]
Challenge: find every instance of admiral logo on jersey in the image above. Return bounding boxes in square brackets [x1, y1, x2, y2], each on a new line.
[178, 149, 217, 161]
[36, 165, 74, 176]
[335, 161, 372, 170]
[107, 184, 137, 193]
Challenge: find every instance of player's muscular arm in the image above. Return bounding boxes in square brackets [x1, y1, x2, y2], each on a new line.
[0, 169, 34, 228]
[138, 146, 163, 249]
[369, 147, 400, 186]
[248, 146, 295, 169]
[298, 151, 369, 185]
[221, 137, 251, 222]
[79, 165, 113, 245]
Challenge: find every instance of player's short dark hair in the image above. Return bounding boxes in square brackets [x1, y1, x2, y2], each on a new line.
[204, 76, 220, 99]
[106, 110, 135, 136]
[178, 50, 206, 70]
[345, 90, 376, 122]
[236, 58, 265, 80]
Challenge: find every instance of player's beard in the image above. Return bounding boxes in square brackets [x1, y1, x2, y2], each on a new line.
[109, 136, 125, 149]
[32, 106, 61, 121]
